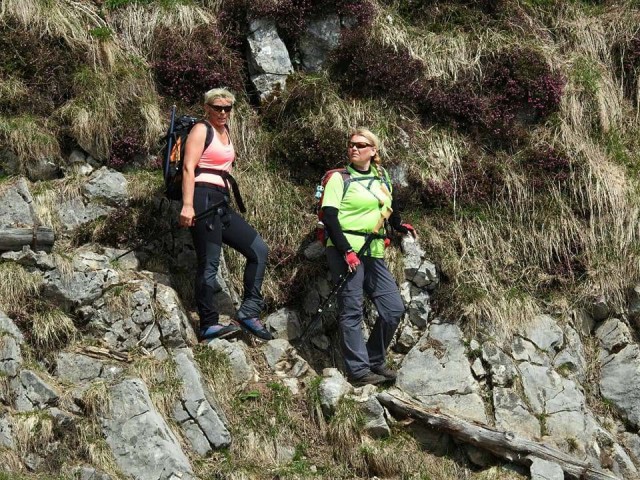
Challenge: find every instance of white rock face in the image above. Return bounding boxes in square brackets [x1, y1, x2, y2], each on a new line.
[102, 379, 194, 480]
[397, 323, 487, 424]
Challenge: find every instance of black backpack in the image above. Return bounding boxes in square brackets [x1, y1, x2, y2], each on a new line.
[162, 105, 213, 201]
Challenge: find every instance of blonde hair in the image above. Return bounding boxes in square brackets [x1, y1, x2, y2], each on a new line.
[204, 88, 235, 105]
[349, 127, 381, 165]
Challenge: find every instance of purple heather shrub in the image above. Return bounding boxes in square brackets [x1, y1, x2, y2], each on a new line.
[152, 25, 245, 105]
[330, 30, 428, 104]
[484, 48, 565, 120]
[523, 145, 571, 191]
[108, 134, 145, 170]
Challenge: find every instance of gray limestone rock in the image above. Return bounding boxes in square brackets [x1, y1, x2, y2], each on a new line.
[319, 368, 353, 416]
[303, 239, 325, 260]
[528, 457, 564, 480]
[360, 396, 390, 438]
[0, 178, 34, 227]
[397, 324, 487, 423]
[42, 253, 119, 312]
[407, 421, 454, 456]
[55, 352, 105, 384]
[493, 387, 541, 439]
[611, 443, 638, 479]
[599, 343, 640, 429]
[263, 339, 313, 379]
[590, 294, 610, 322]
[407, 288, 430, 328]
[83, 167, 128, 206]
[518, 362, 583, 415]
[511, 336, 549, 366]
[1, 246, 56, 270]
[493, 387, 540, 439]
[11, 369, 59, 411]
[102, 378, 194, 480]
[265, 307, 302, 340]
[621, 433, 640, 468]
[395, 324, 419, 354]
[247, 19, 293, 99]
[0, 311, 24, 343]
[596, 318, 633, 353]
[71, 466, 112, 480]
[172, 348, 231, 455]
[0, 335, 23, 377]
[521, 315, 564, 353]
[90, 277, 195, 354]
[482, 341, 518, 387]
[299, 14, 341, 71]
[57, 197, 112, 232]
[552, 324, 587, 383]
[206, 339, 254, 388]
[597, 318, 640, 429]
[401, 237, 438, 290]
[0, 416, 14, 448]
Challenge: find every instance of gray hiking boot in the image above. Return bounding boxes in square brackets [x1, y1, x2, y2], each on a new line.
[350, 371, 388, 387]
[371, 364, 397, 381]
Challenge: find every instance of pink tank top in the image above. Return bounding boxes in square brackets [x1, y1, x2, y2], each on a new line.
[195, 126, 234, 188]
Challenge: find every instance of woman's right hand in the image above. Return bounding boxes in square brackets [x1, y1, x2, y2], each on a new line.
[179, 205, 195, 228]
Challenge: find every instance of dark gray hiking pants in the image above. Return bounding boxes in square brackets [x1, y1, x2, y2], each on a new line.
[326, 247, 405, 379]
[191, 184, 268, 328]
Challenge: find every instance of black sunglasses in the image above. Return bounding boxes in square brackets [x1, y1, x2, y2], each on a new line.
[347, 141, 372, 149]
[208, 104, 233, 113]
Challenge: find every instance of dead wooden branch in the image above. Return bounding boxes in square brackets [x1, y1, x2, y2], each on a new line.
[377, 389, 620, 480]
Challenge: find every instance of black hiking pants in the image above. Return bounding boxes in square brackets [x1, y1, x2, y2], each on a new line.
[191, 184, 268, 329]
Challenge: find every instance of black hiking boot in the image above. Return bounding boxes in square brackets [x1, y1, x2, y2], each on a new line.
[350, 371, 388, 387]
[199, 324, 241, 342]
[371, 364, 397, 381]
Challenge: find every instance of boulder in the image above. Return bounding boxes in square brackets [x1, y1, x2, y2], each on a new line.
[57, 198, 112, 232]
[397, 323, 487, 424]
[206, 339, 255, 388]
[265, 308, 302, 340]
[299, 14, 341, 71]
[172, 348, 231, 455]
[528, 457, 564, 480]
[597, 318, 640, 429]
[102, 378, 194, 480]
[318, 368, 352, 416]
[247, 19, 293, 99]
[83, 167, 128, 206]
[520, 314, 563, 353]
[11, 369, 59, 411]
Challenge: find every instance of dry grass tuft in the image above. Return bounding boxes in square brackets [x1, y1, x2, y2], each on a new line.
[109, 2, 215, 57]
[11, 410, 54, 454]
[58, 62, 162, 161]
[129, 354, 182, 418]
[0, 115, 61, 174]
[81, 380, 111, 418]
[0, 263, 42, 317]
[30, 307, 77, 351]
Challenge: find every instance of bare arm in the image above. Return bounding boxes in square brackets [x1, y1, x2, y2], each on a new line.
[179, 123, 207, 227]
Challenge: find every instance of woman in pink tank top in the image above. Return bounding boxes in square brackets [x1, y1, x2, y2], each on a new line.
[178, 88, 272, 343]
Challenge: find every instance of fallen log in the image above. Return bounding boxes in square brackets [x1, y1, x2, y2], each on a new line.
[377, 389, 620, 480]
[0, 226, 54, 252]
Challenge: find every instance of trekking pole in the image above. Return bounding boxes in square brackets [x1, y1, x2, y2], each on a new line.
[298, 208, 392, 345]
[113, 200, 224, 261]
[162, 105, 177, 189]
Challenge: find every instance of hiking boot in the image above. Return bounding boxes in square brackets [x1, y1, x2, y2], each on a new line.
[350, 371, 388, 387]
[238, 317, 273, 340]
[199, 324, 241, 342]
[371, 364, 397, 381]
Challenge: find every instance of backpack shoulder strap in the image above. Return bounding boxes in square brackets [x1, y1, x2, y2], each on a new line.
[376, 165, 392, 192]
[199, 120, 214, 151]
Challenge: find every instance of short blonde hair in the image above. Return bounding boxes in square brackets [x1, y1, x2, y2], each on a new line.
[349, 127, 381, 165]
[204, 88, 235, 105]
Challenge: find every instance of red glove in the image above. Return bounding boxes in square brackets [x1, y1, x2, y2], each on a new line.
[384, 238, 391, 248]
[344, 250, 360, 272]
[401, 223, 417, 238]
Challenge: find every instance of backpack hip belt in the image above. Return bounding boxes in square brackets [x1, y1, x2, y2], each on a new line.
[195, 167, 246, 213]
